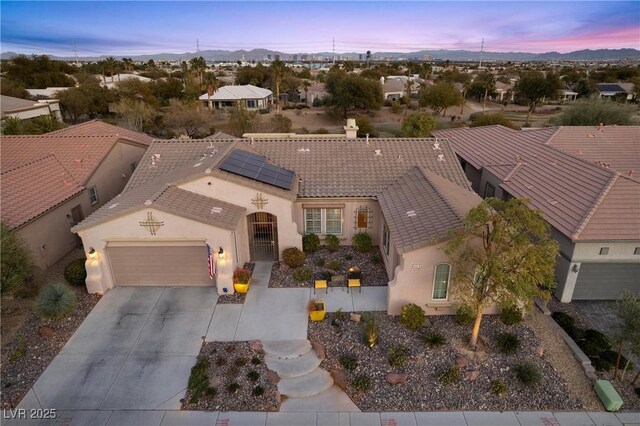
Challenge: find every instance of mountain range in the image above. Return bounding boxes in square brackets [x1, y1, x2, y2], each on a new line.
[2, 48, 639, 62]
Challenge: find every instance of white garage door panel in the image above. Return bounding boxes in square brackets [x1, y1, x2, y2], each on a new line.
[108, 245, 213, 286]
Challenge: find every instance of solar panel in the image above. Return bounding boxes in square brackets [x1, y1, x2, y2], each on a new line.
[219, 150, 295, 190]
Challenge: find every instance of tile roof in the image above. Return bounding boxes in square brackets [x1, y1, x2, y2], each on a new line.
[544, 126, 640, 177]
[48, 120, 153, 146]
[1, 155, 83, 229]
[384, 79, 406, 93]
[378, 167, 480, 252]
[198, 85, 272, 101]
[434, 125, 640, 241]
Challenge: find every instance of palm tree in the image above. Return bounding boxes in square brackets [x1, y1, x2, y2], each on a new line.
[366, 50, 372, 68]
[105, 56, 118, 83]
[122, 57, 133, 72]
[270, 60, 286, 111]
[460, 80, 470, 115]
[189, 56, 207, 86]
[301, 80, 311, 106]
[477, 72, 496, 113]
[204, 72, 219, 111]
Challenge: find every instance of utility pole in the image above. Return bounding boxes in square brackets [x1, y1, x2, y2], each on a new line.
[332, 37, 336, 65]
[72, 43, 79, 66]
[479, 38, 484, 69]
[196, 38, 200, 53]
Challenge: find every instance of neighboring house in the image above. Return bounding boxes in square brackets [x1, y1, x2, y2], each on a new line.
[595, 83, 636, 101]
[380, 77, 417, 101]
[302, 82, 327, 104]
[98, 73, 152, 89]
[1, 95, 63, 122]
[199, 85, 273, 110]
[493, 81, 514, 102]
[434, 125, 640, 302]
[72, 124, 484, 316]
[1, 120, 152, 269]
[560, 86, 578, 102]
[26, 87, 71, 99]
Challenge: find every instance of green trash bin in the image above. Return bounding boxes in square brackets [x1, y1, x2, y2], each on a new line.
[594, 379, 623, 412]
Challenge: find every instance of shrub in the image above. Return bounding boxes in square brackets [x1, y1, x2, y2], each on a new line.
[423, 331, 446, 347]
[499, 305, 523, 325]
[34, 283, 77, 320]
[188, 358, 210, 403]
[470, 112, 518, 129]
[205, 386, 217, 397]
[437, 366, 461, 384]
[227, 366, 239, 378]
[455, 304, 475, 325]
[388, 345, 410, 367]
[335, 308, 346, 321]
[216, 356, 227, 366]
[315, 127, 328, 133]
[400, 303, 426, 330]
[64, 258, 87, 286]
[491, 379, 508, 396]
[352, 232, 372, 252]
[326, 260, 343, 271]
[293, 267, 313, 282]
[282, 247, 305, 268]
[514, 363, 541, 386]
[314, 271, 331, 282]
[227, 382, 240, 393]
[247, 370, 260, 382]
[370, 253, 382, 264]
[1, 222, 34, 294]
[635, 387, 640, 397]
[250, 356, 261, 365]
[566, 325, 586, 342]
[325, 234, 340, 251]
[347, 268, 362, 280]
[303, 233, 321, 252]
[591, 357, 613, 372]
[364, 317, 379, 348]
[234, 357, 247, 367]
[9, 336, 26, 362]
[584, 329, 611, 351]
[496, 332, 521, 355]
[253, 385, 265, 396]
[315, 258, 326, 267]
[352, 374, 371, 392]
[391, 101, 402, 114]
[340, 354, 358, 371]
[344, 254, 353, 261]
[551, 311, 575, 329]
[233, 268, 251, 284]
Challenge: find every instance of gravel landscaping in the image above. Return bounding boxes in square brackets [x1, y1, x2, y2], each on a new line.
[309, 311, 587, 411]
[1, 249, 101, 409]
[182, 341, 279, 412]
[270, 246, 388, 288]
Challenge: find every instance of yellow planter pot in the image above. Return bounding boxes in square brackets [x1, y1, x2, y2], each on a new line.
[309, 301, 326, 321]
[233, 278, 251, 294]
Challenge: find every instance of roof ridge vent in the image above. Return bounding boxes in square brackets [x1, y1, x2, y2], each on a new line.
[374, 149, 382, 156]
[437, 154, 445, 162]
[211, 207, 222, 214]
[297, 148, 310, 153]
[433, 142, 441, 150]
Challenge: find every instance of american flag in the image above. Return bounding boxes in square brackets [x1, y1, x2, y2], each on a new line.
[207, 244, 216, 279]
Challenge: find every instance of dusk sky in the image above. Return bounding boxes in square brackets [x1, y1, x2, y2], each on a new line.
[1, 1, 639, 56]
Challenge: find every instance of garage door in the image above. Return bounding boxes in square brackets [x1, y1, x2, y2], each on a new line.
[572, 263, 640, 300]
[107, 245, 214, 286]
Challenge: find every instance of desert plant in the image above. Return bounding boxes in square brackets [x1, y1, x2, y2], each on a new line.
[9, 336, 27, 362]
[315, 258, 326, 267]
[456, 304, 475, 325]
[247, 370, 260, 381]
[335, 308, 346, 321]
[293, 267, 313, 282]
[491, 379, 508, 396]
[437, 365, 461, 384]
[303, 233, 321, 252]
[352, 374, 371, 392]
[205, 386, 217, 396]
[496, 332, 521, 354]
[551, 311, 576, 330]
[325, 234, 340, 251]
[64, 258, 87, 286]
[250, 356, 262, 365]
[352, 232, 372, 252]
[227, 382, 240, 393]
[313, 271, 331, 281]
[233, 268, 251, 284]
[344, 254, 354, 261]
[591, 357, 614, 372]
[227, 366, 239, 378]
[388, 345, 410, 367]
[514, 362, 541, 386]
[339, 353, 358, 371]
[188, 358, 210, 403]
[1, 222, 34, 294]
[326, 259, 343, 271]
[34, 283, 77, 320]
[364, 316, 379, 348]
[400, 303, 426, 330]
[234, 357, 247, 367]
[253, 385, 265, 396]
[215, 356, 227, 366]
[423, 331, 447, 347]
[499, 305, 523, 325]
[282, 247, 305, 268]
[370, 252, 382, 264]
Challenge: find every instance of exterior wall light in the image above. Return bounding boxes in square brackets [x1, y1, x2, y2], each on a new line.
[89, 247, 97, 259]
[572, 264, 579, 273]
[218, 247, 225, 259]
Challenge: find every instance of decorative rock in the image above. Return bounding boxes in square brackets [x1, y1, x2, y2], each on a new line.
[311, 341, 326, 361]
[208, 374, 223, 388]
[249, 340, 263, 352]
[386, 373, 409, 385]
[279, 264, 290, 272]
[266, 369, 280, 384]
[534, 346, 544, 357]
[38, 326, 55, 338]
[464, 370, 480, 381]
[330, 369, 348, 389]
[350, 313, 361, 322]
[455, 356, 469, 369]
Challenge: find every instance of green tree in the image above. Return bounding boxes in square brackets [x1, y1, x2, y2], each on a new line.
[104, 56, 119, 82]
[189, 56, 207, 86]
[419, 81, 462, 117]
[614, 290, 640, 382]
[1, 223, 35, 294]
[1, 117, 25, 135]
[445, 198, 558, 349]
[162, 99, 210, 138]
[324, 72, 383, 117]
[149, 77, 184, 105]
[226, 104, 259, 136]
[267, 114, 292, 133]
[112, 98, 156, 131]
[554, 98, 634, 126]
[3, 54, 76, 88]
[56, 87, 92, 123]
[472, 71, 496, 112]
[471, 112, 518, 129]
[270, 60, 286, 111]
[301, 80, 311, 106]
[26, 115, 67, 134]
[400, 113, 436, 137]
[1, 80, 30, 99]
[204, 72, 219, 111]
[114, 78, 158, 106]
[515, 71, 562, 124]
[353, 114, 378, 138]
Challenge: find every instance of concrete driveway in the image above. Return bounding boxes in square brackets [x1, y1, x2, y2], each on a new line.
[19, 287, 218, 411]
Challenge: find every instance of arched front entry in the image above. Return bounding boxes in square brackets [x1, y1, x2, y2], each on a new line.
[247, 212, 279, 261]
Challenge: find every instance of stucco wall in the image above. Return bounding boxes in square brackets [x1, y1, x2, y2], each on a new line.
[461, 162, 482, 194]
[77, 208, 236, 294]
[573, 241, 640, 262]
[179, 176, 302, 260]
[16, 193, 86, 270]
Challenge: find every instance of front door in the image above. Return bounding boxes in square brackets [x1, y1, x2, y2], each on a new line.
[247, 212, 279, 261]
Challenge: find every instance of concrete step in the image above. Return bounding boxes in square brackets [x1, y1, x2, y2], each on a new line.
[280, 385, 361, 412]
[278, 368, 333, 398]
[265, 349, 320, 378]
[262, 340, 312, 359]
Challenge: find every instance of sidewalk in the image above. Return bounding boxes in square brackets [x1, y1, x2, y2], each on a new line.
[5, 409, 638, 425]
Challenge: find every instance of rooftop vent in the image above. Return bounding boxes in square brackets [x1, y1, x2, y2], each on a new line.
[108, 203, 119, 209]
[433, 142, 441, 150]
[211, 207, 222, 214]
[437, 154, 445, 162]
[297, 148, 310, 153]
[144, 200, 152, 206]
[525, 184, 534, 189]
[194, 162, 203, 167]
[407, 210, 417, 217]
[374, 149, 382, 156]
[547, 199, 559, 206]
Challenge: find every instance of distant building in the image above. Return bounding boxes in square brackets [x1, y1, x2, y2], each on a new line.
[0, 95, 62, 122]
[199, 85, 273, 110]
[596, 83, 636, 101]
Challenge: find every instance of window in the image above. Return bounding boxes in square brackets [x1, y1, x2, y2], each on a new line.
[356, 208, 369, 229]
[433, 263, 451, 300]
[130, 161, 138, 173]
[88, 186, 99, 205]
[304, 208, 343, 235]
[247, 99, 257, 108]
[600, 247, 609, 255]
[382, 222, 390, 255]
[635, 247, 640, 255]
[484, 182, 496, 198]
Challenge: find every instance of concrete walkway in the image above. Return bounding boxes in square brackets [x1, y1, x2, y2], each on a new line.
[5, 409, 638, 425]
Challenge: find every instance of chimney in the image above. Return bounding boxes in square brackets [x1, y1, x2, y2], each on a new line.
[344, 118, 359, 140]
[380, 76, 385, 86]
[366, 134, 369, 144]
